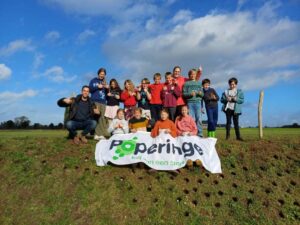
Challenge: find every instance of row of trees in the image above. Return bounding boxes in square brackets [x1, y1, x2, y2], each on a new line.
[0, 116, 299, 129]
[0, 116, 64, 129]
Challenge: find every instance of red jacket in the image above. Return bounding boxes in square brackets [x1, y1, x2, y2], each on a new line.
[121, 90, 137, 107]
[174, 76, 187, 106]
[149, 83, 163, 105]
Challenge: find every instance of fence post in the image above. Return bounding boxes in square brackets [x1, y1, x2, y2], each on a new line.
[258, 90, 264, 139]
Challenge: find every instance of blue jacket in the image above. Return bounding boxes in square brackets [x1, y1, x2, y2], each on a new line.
[221, 89, 244, 114]
[89, 77, 107, 104]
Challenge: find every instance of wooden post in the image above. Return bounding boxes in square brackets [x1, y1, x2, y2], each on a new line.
[258, 90, 264, 139]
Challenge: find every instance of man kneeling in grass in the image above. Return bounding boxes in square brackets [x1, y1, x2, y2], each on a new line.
[57, 85, 98, 144]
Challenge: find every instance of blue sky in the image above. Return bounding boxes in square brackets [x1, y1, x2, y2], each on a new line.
[0, 0, 300, 127]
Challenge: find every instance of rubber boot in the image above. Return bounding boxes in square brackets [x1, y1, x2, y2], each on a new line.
[212, 131, 216, 138]
[207, 131, 211, 137]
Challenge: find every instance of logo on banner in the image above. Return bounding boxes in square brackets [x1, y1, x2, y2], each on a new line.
[113, 137, 138, 160]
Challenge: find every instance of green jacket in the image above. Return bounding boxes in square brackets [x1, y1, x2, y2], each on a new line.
[183, 80, 204, 103]
[221, 89, 244, 114]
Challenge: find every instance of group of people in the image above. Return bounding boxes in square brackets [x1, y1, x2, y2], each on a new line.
[57, 66, 244, 145]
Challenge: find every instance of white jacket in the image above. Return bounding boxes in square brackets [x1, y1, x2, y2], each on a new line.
[108, 118, 129, 135]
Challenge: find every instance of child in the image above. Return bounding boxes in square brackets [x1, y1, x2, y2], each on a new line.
[161, 72, 181, 121]
[136, 78, 152, 120]
[175, 105, 201, 169]
[129, 107, 149, 132]
[175, 105, 197, 136]
[221, 77, 244, 141]
[183, 69, 204, 137]
[151, 109, 177, 138]
[121, 79, 137, 120]
[108, 109, 129, 135]
[89, 67, 110, 140]
[149, 73, 164, 122]
[202, 79, 219, 138]
[105, 79, 122, 125]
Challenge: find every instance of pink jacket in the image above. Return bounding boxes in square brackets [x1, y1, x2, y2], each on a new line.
[175, 115, 197, 136]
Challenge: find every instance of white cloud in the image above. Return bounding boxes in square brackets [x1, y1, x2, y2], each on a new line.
[237, 0, 247, 11]
[0, 64, 12, 80]
[44, 30, 60, 41]
[172, 10, 193, 24]
[43, 66, 77, 83]
[0, 39, 34, 56]
[42, 0, 160, 36]
[33, 53, 45, 70]
[77, 29, 96, 43]
[103, 5, 300, 91]
[0, 89, 37, 102]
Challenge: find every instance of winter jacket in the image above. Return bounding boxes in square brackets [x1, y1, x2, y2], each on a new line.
[161, 84, 181, 108]
[203, 88, 219, 109]
[108, 118, 129, 135]
[57, 95, 95, 121]
[221, 89, 244, 114]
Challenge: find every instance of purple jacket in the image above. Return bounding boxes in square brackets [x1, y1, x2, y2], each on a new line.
[161, 84, 181, 107]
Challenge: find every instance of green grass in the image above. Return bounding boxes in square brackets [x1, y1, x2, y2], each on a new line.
[0, 128, 299, 225]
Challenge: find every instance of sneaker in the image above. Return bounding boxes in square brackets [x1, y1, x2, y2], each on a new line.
[80, 135, 88, 144]
[73, 136, 81, 145]
[237, 137, 244, 141]
[186, 159, 193, 170]
[94, 135, 105, 141]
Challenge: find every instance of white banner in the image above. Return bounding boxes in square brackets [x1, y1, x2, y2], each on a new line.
[95, 132, 222, 173]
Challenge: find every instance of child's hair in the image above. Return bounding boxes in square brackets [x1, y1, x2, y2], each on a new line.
[161, 108, 169, 115]
[110, 79, 120, 90]
[202, 78, 211, 85]
[124, 79, 135, 92]
[188, 69, 197, 77]
[165, 72, 172, 79]
[177, 105, 188, 121]
[228, 77, 238, 85]
[173, 66, 181, 73]
[116, 108, 125, 115]
[142, 78, 150, 84]
[153, 73, 161, 80]
[134, 107, 142, 114]
[97, 68, 106, 75]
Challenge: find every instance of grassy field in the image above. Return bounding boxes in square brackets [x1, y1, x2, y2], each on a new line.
[0, 128, 299, 225]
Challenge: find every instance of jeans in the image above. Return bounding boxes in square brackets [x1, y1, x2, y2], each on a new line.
[187, 102, 203, 136]
[150, 104, 162, 122]
[66, 119, 97, 138]
[164, 107, 176, 121]
[206, 106, 218, 132]
[225, 109, 241, 138]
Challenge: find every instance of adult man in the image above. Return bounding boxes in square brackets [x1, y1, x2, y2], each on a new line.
[57, 85, 97, 144]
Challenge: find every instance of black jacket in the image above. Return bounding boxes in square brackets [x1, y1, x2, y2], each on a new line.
[57, 95, 95, 121]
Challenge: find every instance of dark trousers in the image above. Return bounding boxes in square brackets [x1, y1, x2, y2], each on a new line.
[225, 109, 241, 139]
[150, 104, 162, 122]
[206, 106, 218, 132]
[66, 119, 97, 138]
[164, 107, 176, 121]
